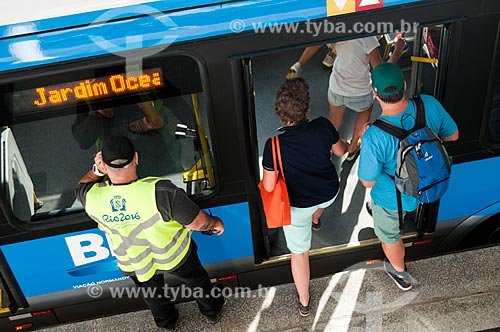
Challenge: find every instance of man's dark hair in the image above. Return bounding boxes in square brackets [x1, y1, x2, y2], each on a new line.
[377, 86, 405, 104]
[274, 77, 310, 125]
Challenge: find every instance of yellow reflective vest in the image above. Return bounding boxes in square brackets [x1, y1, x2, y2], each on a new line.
[85, 177, 191, 282]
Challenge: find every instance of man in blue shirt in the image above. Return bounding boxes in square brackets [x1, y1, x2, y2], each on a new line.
[358, 63, 459, 290]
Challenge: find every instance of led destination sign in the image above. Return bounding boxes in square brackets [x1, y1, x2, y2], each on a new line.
[31, 68, 163, 108]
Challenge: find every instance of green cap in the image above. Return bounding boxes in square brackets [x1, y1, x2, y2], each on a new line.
[371, 62, 404, 96]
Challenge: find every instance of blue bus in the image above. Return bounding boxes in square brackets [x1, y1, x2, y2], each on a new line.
[0, 0, 500, 329]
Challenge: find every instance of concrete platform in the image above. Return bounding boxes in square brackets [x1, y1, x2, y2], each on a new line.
[37, 244, 500, 332]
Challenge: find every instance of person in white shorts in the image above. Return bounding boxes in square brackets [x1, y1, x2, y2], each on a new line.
[328, 34, 406, 160]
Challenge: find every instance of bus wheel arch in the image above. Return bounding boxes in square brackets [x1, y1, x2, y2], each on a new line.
[456, 212, 500, 250]
[435, 202, 500, 254]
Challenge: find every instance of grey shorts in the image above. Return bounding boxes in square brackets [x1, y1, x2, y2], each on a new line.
[328, 89, 374, 112]
[371, 199, 406, 244]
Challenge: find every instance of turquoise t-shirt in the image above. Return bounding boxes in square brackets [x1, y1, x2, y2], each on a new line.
[358, 94, 458, 211]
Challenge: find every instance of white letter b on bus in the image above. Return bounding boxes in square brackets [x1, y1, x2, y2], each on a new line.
[65, 233, 110, 267]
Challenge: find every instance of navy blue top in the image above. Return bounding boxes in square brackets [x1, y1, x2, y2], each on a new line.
[262, 117, 340, 208]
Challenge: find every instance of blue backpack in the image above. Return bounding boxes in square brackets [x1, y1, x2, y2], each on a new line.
[373, 96, 451, 204]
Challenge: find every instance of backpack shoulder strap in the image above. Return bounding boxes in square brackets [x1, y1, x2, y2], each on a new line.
[371, 121, 405, 233]
[412, 95, 426, 129]
[372, 119, 405, 139]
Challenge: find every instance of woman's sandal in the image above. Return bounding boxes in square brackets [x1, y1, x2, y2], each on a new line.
[312, 218, 321, 231]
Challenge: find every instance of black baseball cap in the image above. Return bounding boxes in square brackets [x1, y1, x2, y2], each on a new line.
[102, 134, 135, 168]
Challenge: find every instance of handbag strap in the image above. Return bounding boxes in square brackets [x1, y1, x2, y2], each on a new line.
[273, 136, 286, 183]
[271, 136, 279, 180]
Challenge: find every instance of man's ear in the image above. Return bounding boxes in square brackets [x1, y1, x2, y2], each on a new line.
[372, 88, 381, 102]
[134, 152, 139, 166]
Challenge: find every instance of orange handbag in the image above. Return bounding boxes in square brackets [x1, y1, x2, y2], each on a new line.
[258, 136, 291, 228]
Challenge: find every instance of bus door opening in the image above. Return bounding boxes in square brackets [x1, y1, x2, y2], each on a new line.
[247, 29, 455, 260]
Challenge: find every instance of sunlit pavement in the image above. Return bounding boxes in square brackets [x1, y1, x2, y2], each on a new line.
[37, 244, 500, 332]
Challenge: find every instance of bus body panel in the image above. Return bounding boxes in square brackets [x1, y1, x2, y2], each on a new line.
[2, 1, 229, 36]
[0, 202, 253, 298]
[0, 0, 424, 72]
[1, 0, 424, 38]
[439, 156, 500, 222]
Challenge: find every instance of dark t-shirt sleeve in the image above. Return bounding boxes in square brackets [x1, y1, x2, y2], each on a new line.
[317, 117, 339, 145]
[262, 138, 274, 171]
[75, 182, 97, 207]
[155, 180, 200, 225]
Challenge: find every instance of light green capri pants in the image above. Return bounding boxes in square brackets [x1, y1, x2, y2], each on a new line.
[282, 195, 337, 254]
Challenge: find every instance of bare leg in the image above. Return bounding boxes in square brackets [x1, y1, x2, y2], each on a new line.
[291, 251, 310, 306]
[312, 208, 324, 226]
[298, 45, 323, 67]
[329, 103, 347, 130]
[139, 101, 164, 127]
[349, 105, 373, 153]
[381, 240, 405, 272]
[128, 101, 164, 133]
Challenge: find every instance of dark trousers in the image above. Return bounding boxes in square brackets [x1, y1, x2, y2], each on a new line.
[130, 242, 224, 328]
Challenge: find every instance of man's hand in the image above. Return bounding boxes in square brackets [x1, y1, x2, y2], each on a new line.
[210, 217, 224, 235]
[187, 210, 225, 235]
[94, 151, 106, 175]
[393, 32, 406, 52]
[78, 151, 107, 184]
[388, 32, 406, 64]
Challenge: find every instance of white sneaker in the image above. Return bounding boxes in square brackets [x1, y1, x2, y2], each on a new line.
[322, 52, 335, 68]
[345, 139, 361, 161]
[345, 149, 360, 162]
[287, 62, 302, 79]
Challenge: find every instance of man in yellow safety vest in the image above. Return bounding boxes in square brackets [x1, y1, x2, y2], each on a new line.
[76, 133, 225, 330]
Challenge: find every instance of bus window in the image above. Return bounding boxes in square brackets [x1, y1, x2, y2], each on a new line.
[0, 128, 35, 221]
[412, 25, 446, 96]
[0, 55, 216, 223]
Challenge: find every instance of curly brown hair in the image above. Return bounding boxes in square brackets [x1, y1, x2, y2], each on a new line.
[274, 77, 310, 125]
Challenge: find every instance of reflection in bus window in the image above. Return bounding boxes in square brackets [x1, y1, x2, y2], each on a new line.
[1, 56, 215, 222]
